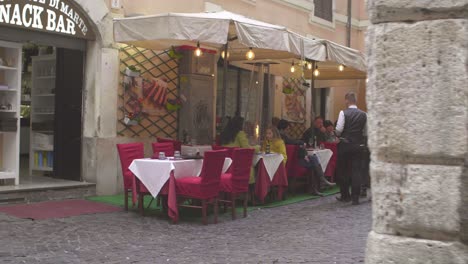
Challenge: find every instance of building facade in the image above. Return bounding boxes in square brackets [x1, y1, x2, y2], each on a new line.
[0, 0, 368, 196]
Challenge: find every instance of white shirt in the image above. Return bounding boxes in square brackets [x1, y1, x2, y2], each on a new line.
[335, 105, 367, 137]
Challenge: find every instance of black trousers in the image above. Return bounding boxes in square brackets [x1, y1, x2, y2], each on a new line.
[361, 147, 371, 189]
[336, 142, 363, 200]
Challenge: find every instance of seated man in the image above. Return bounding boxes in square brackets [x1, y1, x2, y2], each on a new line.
[302, 117, 327, 147]
[277, 119, 304, 145]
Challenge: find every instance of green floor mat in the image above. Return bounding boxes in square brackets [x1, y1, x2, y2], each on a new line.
[86, 186, 339, 220]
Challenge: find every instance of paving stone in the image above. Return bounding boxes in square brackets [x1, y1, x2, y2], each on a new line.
[0, 196, 371, 263]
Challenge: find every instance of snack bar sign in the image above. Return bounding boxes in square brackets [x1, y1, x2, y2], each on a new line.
[0, 0, 94, 40]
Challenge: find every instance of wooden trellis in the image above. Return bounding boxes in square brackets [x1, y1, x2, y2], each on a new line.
[117, 45, 179, 138]
[282, 77, 308, 139]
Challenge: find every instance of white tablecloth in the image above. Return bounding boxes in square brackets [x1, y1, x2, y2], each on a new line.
[181, 145, 213, 156]
[129, 157, 232, 198]
[253, 153, 284, 181]
[307, 149, 333, 173]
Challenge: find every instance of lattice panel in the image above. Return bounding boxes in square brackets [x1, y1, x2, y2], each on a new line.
[282, 77, 307, 139]
[117, 45, 179, 138]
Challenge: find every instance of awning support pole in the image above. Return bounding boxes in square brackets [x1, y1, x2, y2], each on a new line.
[221, 43, 228, 118]
[311, 60, 316, 119]
[346, 0, 352, 47]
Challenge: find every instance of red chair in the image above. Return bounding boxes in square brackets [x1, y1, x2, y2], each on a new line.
[175, 149, 228, 224]
[212, 145, 237, 158]
[157, 137, 182, 152]
[322, 142, 338, 182]
[152, 142, 175, 157]
[285, 144, 309, 194]
[219, 148, 255, 219]
[116, 143, 151, 213]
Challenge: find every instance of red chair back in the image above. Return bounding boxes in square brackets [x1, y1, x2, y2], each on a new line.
[230, 148, 255, 193]
[285, 144, 308, 178]
[199, 150, 228, 197]
[212, 145, 237, 158]
[152, 142, 175, 157]
[116, 143, 144, 189]
[157, 137, 182, 151]
[285, 144, 297, 177]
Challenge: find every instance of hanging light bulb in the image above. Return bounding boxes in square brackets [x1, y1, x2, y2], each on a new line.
[194, 41, 202, 57]
[314, 65, 320, 77]
[338, 64, 345, 71]
[307, 62, 312, 70]
[221, 49, 230, 59]
[290, 61, 295, 73]
[246, 47, 255, 60]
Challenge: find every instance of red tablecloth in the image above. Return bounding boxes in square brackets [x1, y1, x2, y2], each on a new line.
[155, 175, 179, 222]
[254, 160, 288, 203]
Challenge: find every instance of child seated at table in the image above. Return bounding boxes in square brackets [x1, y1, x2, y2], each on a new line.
[261, 125, 287, 163]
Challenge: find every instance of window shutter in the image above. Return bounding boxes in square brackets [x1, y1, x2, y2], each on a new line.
[314, 0, 333, 22]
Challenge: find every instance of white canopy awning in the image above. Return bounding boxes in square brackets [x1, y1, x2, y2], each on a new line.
[113, 11, 366, 73]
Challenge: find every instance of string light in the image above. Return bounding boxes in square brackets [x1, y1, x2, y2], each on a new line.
[307, 62, 312, 70]
[290, 61, 295, 73]
[246, 47, 255, 60]
[194, 41, 202, 57]
[221, 49, 230, 59]
[338, 64, 345, 71]
[314, 65, 320, 77]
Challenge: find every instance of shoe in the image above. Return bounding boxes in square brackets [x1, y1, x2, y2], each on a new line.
[336, 196, 351, 202]
[310, 190, 324, 197]
[320, 176, 336, 187]
[360, 189, 367, 198]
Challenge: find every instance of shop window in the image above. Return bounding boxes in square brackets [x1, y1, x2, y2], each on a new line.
[314, 0, 333, 22]
[216, 66, 239, 118]
[313, 88, 330, 120]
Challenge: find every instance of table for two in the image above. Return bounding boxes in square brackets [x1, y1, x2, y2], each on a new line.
[253, 149, 332, 203]
[129, 157, 231, 221]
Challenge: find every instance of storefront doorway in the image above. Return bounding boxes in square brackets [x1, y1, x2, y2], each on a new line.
[0, 0, 95, 187]
[18, 44, 84, 183]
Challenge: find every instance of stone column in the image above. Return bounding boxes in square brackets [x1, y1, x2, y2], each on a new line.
[365, 1, 468, 263]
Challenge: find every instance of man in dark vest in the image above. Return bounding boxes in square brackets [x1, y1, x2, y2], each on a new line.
[335, 92, 367, 205]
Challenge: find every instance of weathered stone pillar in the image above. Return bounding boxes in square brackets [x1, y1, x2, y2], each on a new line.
[365, 1, 468, 263]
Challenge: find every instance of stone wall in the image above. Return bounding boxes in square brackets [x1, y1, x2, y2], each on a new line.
[365, 0, 468, 263]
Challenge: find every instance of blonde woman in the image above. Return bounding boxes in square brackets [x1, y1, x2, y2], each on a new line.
[261, 125, 287, 163]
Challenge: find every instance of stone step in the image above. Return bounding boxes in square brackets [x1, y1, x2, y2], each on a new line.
[0, 183, 96, 204]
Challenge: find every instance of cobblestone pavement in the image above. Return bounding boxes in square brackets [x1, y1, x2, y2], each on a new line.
[0, 195, 371, 264]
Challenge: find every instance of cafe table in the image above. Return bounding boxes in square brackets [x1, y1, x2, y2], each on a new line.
[129, 157, 232, 221]
[307, 148, 333, 173]
[253, 153, 288, 203]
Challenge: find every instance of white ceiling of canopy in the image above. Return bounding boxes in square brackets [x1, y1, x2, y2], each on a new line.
[114, 11, 367, 74]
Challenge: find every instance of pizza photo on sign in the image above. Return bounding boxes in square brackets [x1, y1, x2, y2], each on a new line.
[140, 78, 168, 116]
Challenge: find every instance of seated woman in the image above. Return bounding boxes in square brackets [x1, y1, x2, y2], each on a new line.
[277, 119, 304, 145]
[261, 125, 287, 163]
[220, 116, 257, 149]
[298, 144, 335, 196]
[220, 115, 258, 183]
[323, 120, 339, 143]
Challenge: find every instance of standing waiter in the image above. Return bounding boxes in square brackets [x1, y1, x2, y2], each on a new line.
[335, 92, 367, 205]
